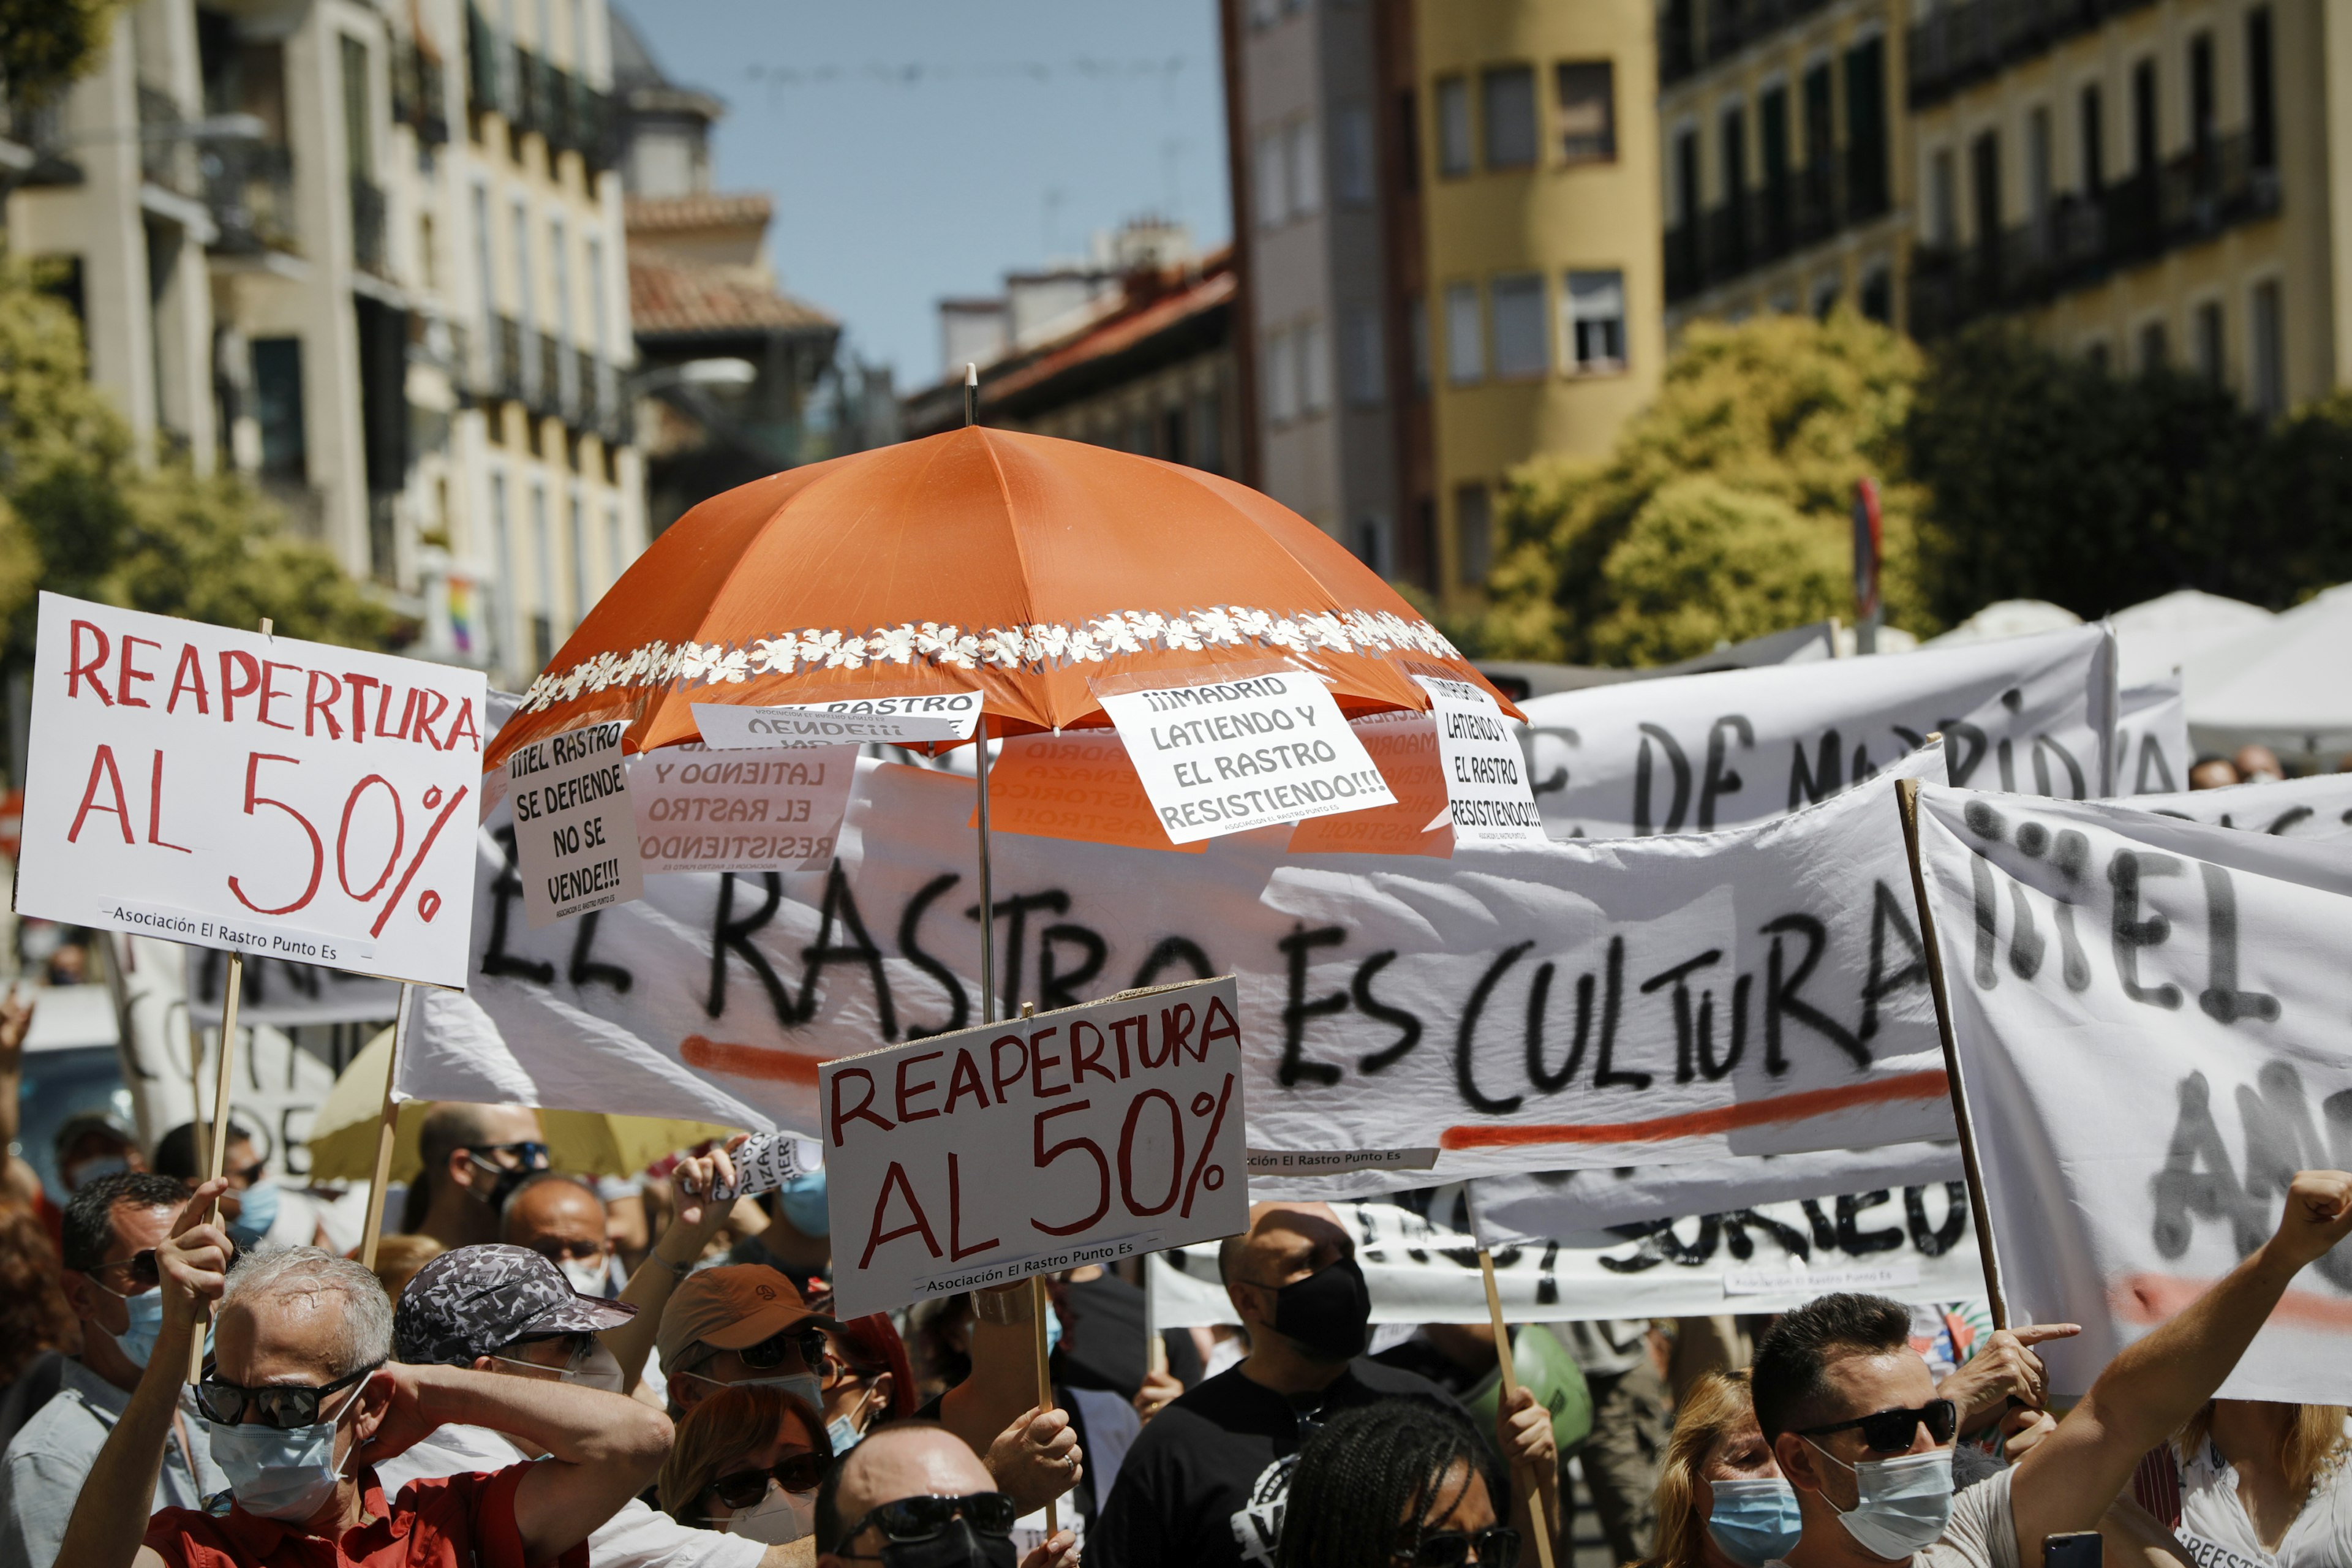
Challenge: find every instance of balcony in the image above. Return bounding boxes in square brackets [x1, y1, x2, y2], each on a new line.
[494, 315, 526, 402]
[203, 140, 298, 255]
[393, 40, 450, 146]
[1665, 157, 1880, 304]
[571, 345, 597, 426]
[1908, 132, 2282, 337]
[466, 4, 510, 119]
[5, 94, 74, 184]
[350, 176, 388, 274]
[1698, 0, 1839, 67]
[538, 333, 566, 418]
[1908, 0, 2157, 110]
[137, 83, 198, 196]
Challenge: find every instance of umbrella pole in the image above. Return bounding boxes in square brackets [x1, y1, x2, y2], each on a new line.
[187, 950, 243, 1384]
[974, 720, 997, 1026]
[358, 984, 413, 1270]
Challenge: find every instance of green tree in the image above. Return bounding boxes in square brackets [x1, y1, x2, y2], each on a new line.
[0, 0, 130, 105]
[1474, 311, 1931, 665]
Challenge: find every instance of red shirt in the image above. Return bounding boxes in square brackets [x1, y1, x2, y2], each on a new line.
[140, 1463, 590, 1568]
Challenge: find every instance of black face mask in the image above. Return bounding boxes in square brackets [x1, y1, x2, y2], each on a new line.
[1268, 1254, 1372, 1363]
[878, 1520, 1016, 1568]
[467, 1155, 535, 1211]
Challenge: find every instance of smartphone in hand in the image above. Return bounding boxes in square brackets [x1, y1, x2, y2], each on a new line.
[2043, 1532, 2100, 1568]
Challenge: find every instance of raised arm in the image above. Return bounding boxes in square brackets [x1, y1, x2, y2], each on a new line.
[2011, 1169, 2352, 1556]
[602, 1137, 742, 1393]
[355, 1360, 672, 1562]
[55, 1177, 232, 1568]
[0, 987, 42, 1205]
[939, 1283, 1047, 1458]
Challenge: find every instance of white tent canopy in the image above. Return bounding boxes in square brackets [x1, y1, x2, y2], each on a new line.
[1922, 598, 2082, 646]
[2182, 584, 2352, 759]
[2108, 588, 2277, 688]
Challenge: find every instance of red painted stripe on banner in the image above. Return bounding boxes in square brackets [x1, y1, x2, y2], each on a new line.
[2113, 1274, 2352, 1330]
[680, 1035, 827, 1087]
[1438, 1069, 1951, 1149]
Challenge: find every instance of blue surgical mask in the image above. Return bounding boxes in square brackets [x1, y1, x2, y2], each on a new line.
[827, 1386, 878, 1455]
[1706, 1477, 1803, 1568]
[208, 1382, 368, 1523]
[777, 1170, 829, 1237]
[234, 1182, 281, 1240]
[111, 1287, 165, 1370]
[1807, 1444, 1956, 1559]
[1046, 1300, 1062, 1359]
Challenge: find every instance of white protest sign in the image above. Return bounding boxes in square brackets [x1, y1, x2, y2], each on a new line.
[1415, 674, 1545, 846]
[693, 694, 981, 750]
[2125, 770, 2352, 839]
[820, 977, 1250, 1318]
[17, 592, 485, 987]
[2117, 674, 2193, 795]
[406, 738, 1953, 1190]
[630, 744, 856, 873]
[508, 720, 643, 927]
[1147, 1183, 1988, 1326]
[1464, 1140, 1964, 1238]
[1098, 669, 1396, 842]
[1518, 624, 2116, 839]
[1912, 785, 2352, 1403]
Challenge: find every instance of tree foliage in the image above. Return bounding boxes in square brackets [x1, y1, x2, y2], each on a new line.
[0, 0, 130, 104]
[0, 256, 393, 669]
[1474, 311, 1932, 665]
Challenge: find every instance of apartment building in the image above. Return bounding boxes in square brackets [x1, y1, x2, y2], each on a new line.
[2, 0, 646, 692]
[1658, 0, 1906, 328]
[1222, 0, 1661, 615]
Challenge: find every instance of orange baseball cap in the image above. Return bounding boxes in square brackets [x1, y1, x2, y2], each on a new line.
[656, 1264, 842, 1369]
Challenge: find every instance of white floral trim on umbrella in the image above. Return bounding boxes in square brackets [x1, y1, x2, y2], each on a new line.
[518, 605, 1464, 714]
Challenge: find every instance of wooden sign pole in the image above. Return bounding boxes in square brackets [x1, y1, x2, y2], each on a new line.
[1478, 1250, 1555, 1568]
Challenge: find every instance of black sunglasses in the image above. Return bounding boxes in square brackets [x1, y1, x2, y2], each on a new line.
[1400, 1526, 1521, 1567]
[197, 1362, 382, 1430]
[739, 1327, 829, 1373]
[1796, 1397, 1959, 1455]
[86, 1238, 242, 1296]
[464, 1140, 550, 1169]
[706, 1449, 827, 1513]
[841, 1492, 1018, 1547]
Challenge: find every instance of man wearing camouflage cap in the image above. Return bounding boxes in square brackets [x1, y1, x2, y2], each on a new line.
[381, 1245, 802, 1567]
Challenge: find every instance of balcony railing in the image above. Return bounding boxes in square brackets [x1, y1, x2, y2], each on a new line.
[537, 333, 565, 418]
[1666, 157, 1880, 304]
[1697, 0, 1839, 66]
[203, 140, 299, 255]
[1908, 132, 2281, 337]
[136, 83, 200, 195]
[350, 176, 388, 274]
[1908, 0, 2158, 110]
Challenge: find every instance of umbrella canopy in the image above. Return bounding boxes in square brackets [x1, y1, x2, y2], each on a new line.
[486, 426, 1512, 768]
[307, 1027, 739, 1183]
[2184, 582, 2352, 758]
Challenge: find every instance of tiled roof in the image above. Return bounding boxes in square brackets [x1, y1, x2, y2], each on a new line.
[624, 192, 774, 233]
[980, 260, 1233, 404]
[628, 247, 837, 336]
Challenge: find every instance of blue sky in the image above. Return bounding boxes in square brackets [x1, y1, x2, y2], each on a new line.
[617, 0, 1231, 393]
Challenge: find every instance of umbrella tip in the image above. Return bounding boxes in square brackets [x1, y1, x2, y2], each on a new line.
[963, 363, 979, 427]
[965, 361, 978, 386]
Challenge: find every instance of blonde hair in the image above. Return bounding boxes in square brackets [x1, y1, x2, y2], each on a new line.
[371, 1235, 444, 1305]
[1645, 1371, 1760, 1568]
[657, 1383, 831, 1523]
[2178, 1402, 2351, 1506]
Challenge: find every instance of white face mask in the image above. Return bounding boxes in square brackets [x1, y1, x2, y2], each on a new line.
[1806, 1442, 1956, 1559]
[725, 1479, 818, 1545]
[557, 1254, 612, 1297]
[563, 1343, 625, 1394]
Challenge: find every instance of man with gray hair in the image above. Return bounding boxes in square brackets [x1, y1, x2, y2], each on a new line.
[58, 1176, 672, 1568]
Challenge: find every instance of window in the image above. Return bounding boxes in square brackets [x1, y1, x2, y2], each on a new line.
[1436, 76, 1472, 176]
[2251, 280, 2283, 417]
[585, 236, 607, 360]
[1444, 282, 1483, 383]
[2027, 105, 2052, 230]
[1860, 265, 1891, 323]
[1193, 388, 1224, 473]
[489, 470, 515, 663]
[2139, 319, 2168, 372]
[1565, 270, 1626, 369]
[1490, 273, 1547, 379]
[472, 183, 496, 330]
[1455, 484, 1493, 586]
[2193, 300, 2224, 385]
[1970, 130, 2000, 255]
[549, 214, 570, 343]
[1812, 272, 1842, 319]
[511, 198, 534, 321]
[252, 337, 305, 478]
[1334, 105, 1374, 205]
[1844, 37, 1888, 217]
[531, 483, 553, 666]
[1160, 404, 1188, 465]
[340, 34, 371, 181]
[1353, 514, 1388, 575]
[568, 492, 587, 623]
[605, 503, 623, 588]
[1299, 318, 1330, 413]
[2248, 7, 2276, 170]
[1482, 65, 1536, 169]
[1554, 61, 1614, 163]
[1801, 61, 1833, 178]
[1341, 304, 1385, 406]
[1287, 116, 1322, 218]
[1928, 148, 1956, 247]
[1406, 294, 1429, 393]
[1264, 326, 1298, 422]
[1760, 85, 1791, 246]
[2079, 84, 2105, 194]
[2132, 59, 2157, 175]
[1254, 130, 1287, 231]
[1720, 103, 1749, 267]
[2188, 32, 2215, 155]
[1673, 126, 1699, 225]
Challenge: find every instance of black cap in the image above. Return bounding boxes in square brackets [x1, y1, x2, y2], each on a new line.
[393, 1243, 636, 1366]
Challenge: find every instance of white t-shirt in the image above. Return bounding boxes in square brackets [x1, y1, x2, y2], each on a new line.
[375, 1422, 765, 1568]
[1766, 1465, 2019, 1568]
[2178, 1433, 2352, 1568]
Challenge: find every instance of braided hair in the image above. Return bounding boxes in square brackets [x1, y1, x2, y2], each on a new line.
[1277, 1398, 1506, 1568]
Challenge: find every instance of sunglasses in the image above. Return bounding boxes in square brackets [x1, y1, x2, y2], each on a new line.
[841, 1492, 1018, 1547]
[1399, 1526, 1521, 1567]
[86, 1239, 241, 1297]
[197, 1362, 381, 1430]
[527, 1237, 608, 1264]
[491, 1333, 597, 1378]
[706, 1449, 827, 1513]
[1796, 1397, 1959, 1455]
[464, 1140, 550, 1170]
[739, 1327, 829, 1373]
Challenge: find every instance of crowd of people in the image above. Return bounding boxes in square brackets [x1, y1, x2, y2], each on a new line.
[4, 1020, 2352, 1568]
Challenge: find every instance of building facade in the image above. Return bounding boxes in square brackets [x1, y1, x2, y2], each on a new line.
[3, 0, 647, 692]
[1221, 0, 1662, 615]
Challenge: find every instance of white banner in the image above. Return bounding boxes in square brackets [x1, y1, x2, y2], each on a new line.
[2127, 771, 2352, 839]
[630, 744, 855, 874]
[1467, 1140, 1965, 1238]
[1913, 785, 2352, 1403]
[821, 978, 1250, 1317]
[1101, 670, 1396, 842]
[1146, 1184, 1988, 1326]
[693, 695, 981, 750]
[184, 948, 402, 1028]
[405, 741, 1954, 1191]
[18, 593, 486, 988]
[2117, 674, 2192, 795]
[1417, 674, 1545, 846]
[1518, 625, 2116, 839]
[510, 720, 643, 927]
